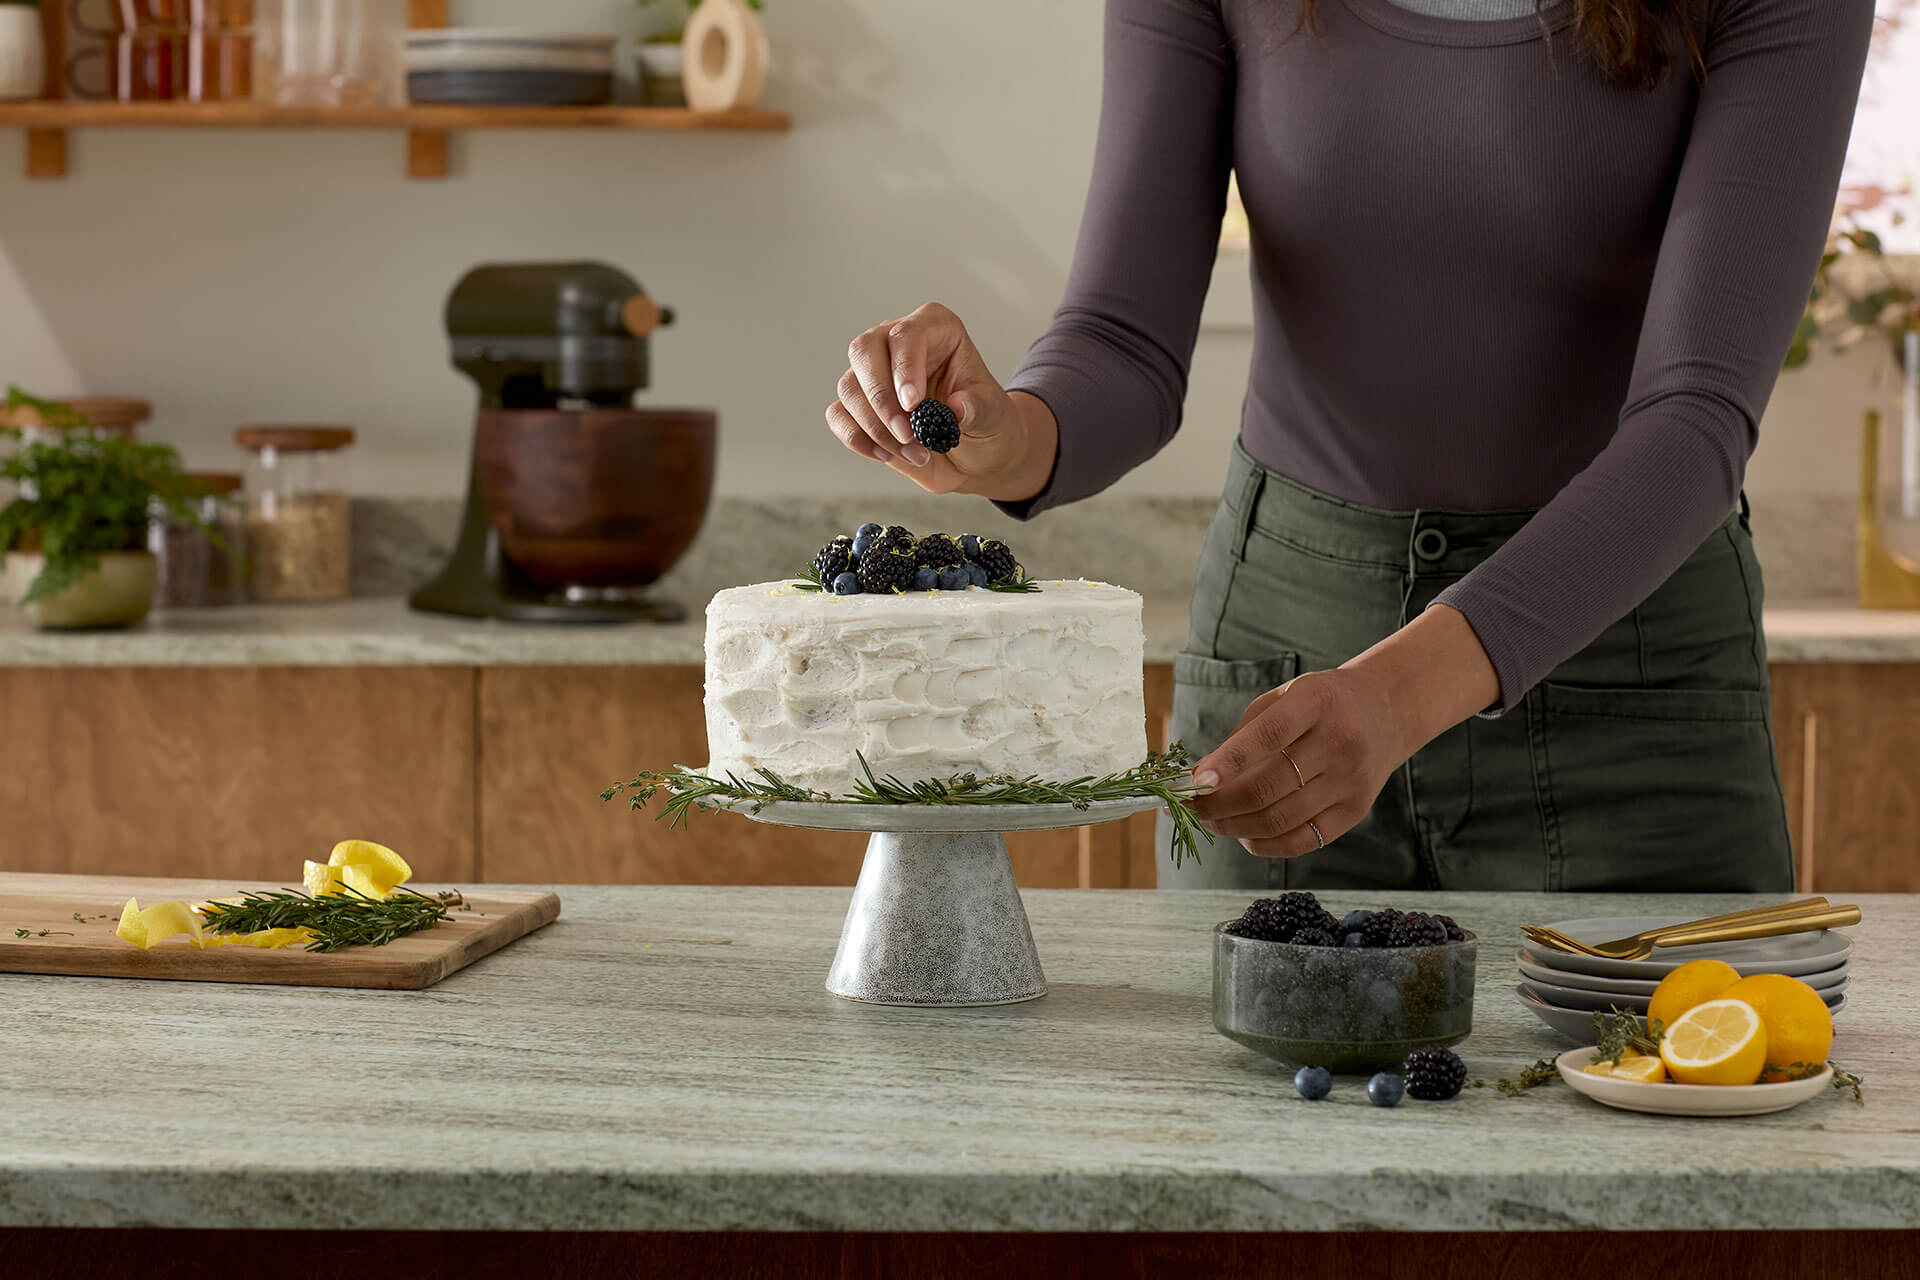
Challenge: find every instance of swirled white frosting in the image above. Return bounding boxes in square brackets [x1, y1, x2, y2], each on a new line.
[704, 580, 1147, 795]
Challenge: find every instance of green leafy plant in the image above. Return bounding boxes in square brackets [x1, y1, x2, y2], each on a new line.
[637, 0, 761, 43]
[604, 744, 1216, 866]
[1786, 184, 1918, 371]
[0, 385, 206, 605]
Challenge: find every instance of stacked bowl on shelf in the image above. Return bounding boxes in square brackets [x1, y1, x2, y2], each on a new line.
[404, 30, 617, 106]
[1516, 914, 1851, 1043]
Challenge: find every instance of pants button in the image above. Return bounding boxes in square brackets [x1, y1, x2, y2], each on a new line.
[1413, 527, 1450, 561]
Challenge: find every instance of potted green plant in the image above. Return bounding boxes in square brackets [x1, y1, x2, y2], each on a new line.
[0, 386, 206, 630]
[0, 0, 45, 102]
[1784, 185, 1920, 607]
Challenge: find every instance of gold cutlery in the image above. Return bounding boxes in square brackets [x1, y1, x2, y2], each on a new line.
[1523, 898, 1854, 962]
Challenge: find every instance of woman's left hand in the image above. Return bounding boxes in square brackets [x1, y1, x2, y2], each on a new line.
[1188, 668, 1411, 858]
[1186, 605, 1503, 858]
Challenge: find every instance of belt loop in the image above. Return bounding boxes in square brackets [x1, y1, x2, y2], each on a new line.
[1232, 460, 1265, 559]
[1738, 490, 1752, 521]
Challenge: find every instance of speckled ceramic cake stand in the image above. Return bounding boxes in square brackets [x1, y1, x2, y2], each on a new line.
[724, 797, 1164, 1007]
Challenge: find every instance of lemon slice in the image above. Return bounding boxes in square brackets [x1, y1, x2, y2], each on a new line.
[115, 898, 205, 950]
[1608, 1054, 1668, 1084]
[1582, 1060, 1614, 1078]
[327, 839, 412, 900]
[1659, 998, 1768, 1086]
[304, 860, 348, 897]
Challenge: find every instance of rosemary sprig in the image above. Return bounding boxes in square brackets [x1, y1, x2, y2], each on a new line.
[604, 745, 1215, 866]
[198, 886, 464, 953]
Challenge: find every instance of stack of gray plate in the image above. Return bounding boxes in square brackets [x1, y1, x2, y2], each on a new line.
[405, 30, 618, 106]
[1516, 914, 1851, 1044]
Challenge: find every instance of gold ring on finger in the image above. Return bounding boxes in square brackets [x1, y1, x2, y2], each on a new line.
[1279, 746, 1305, 793]
[1307, 819, 1325, 850]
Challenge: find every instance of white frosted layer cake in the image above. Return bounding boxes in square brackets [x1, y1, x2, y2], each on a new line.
[704, 580, 1147, 795]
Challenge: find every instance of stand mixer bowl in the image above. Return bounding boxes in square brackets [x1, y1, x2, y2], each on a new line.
[475, 407, 716, 591]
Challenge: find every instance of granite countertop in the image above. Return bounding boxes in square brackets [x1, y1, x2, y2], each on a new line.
[0, 596, 1914, 666]
[0, 886, 1909, 1232]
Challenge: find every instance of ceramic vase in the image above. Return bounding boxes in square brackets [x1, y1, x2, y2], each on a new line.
[0, 5, 47, 102]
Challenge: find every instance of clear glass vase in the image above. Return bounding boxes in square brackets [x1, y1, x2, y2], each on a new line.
[1877, 329, 1920, 575]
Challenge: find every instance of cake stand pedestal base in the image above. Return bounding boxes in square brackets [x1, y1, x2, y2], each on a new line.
[828, 831, 1046, 1007]
[721, 794, 1163, 1009]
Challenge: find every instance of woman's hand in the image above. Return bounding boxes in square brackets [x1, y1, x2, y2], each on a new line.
[1189, 605, 1501, 857]
[828, 302, 1057, 503]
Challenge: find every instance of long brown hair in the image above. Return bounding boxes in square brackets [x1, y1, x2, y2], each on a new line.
[1297, 0, 1705, 90]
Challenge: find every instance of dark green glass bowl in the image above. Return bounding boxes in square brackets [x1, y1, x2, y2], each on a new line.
[1212, 923, 1477, 1074]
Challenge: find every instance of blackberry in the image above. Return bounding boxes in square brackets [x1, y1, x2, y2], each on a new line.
[908, 398, 961, 453]
[813, 537, 855, 584]
[856, 547, 917, 594]
[881, 524, 915, 549]
[912, 566, 939, 591]
[975, 539, 1019, 584]
[1386, 912, 1449, 949]
[1358, 909, 1404, 948]
[1367, 1073, 1405, 1108]
[1402, 1047, 1468, 1101]
[1294, 1066, 1332, 1101]
[1233, 892, 1328, 943]
[1291, 927, 1337, 948]
[830, 571, 862, 596]
[1435, 914, 1468, 942]
[913, 533, 965, 569]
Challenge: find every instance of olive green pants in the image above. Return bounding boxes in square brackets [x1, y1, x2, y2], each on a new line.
[1157, 441, 1794, 893]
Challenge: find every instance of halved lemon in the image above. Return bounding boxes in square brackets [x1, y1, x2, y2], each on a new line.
[1608, 1054, 1668, 1084]
[326, 839, 412, 900]
[1659, 998, 1768, 1086]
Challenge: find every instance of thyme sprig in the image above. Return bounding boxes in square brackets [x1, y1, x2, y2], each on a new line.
[198, 886, 465, 953]
[604, 745, 1214, 866]
[1472, 1058, 1561, 1096]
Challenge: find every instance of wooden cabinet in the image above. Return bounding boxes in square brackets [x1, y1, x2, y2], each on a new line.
[1771, 663, 1920, 893]
[0, 667, 477, 882]
[0, 660, 1910, 891]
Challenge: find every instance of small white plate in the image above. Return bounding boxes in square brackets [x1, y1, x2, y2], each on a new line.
[1556, 1047, 1834, 1117]
[1515, 986, 1848, 1044]
[1523, 916, 1851, 979]
[1515, 952, 1850, 995]
[1520, 975, 1847, 1014]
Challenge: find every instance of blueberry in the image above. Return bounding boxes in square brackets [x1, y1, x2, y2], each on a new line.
[936, 565, 969, 591]
[1343, 931, 1365, 948]
[852, 535, 874, 559]
[1339, 909, 1373, 934]
[830, 571, 862, 595]
[1367, 1073, 1405, 1108]
[1293, 1065, 1332, 1101]
[965, 561, 989, 587]
[913, 566, 939, 591]
[856, 523, 882, 539]
[959, 534, 983, 558]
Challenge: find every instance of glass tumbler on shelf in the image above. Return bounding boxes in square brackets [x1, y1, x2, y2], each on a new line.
[150, 471, 247, 609]
[264, 0, 396, 107]
[236, 425, 355, 603]
[1876, 330, 1920, 577]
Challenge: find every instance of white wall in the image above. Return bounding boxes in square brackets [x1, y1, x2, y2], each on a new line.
[0, 0, 1909, 503]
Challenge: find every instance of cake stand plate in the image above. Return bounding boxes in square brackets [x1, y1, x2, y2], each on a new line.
[722, 796, 1165, 1007]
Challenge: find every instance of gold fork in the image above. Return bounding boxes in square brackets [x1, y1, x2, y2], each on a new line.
[1524, 898, 1853, 961]
[1522, 897, 1827, 958]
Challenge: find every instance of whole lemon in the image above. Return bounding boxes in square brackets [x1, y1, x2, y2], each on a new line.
[1719, 973, 1834, 1082]
[1646, 958, 1741, 1035]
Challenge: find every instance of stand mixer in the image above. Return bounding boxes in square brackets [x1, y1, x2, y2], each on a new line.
[409, 261, 718, 624]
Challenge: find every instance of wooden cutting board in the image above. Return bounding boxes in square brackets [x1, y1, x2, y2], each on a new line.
[0, 873, 560, 990]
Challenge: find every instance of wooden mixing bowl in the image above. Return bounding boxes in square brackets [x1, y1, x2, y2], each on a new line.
[475, 408, 717, 590]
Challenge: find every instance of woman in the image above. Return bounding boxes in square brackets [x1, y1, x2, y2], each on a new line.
[826, 0, 1874, 892]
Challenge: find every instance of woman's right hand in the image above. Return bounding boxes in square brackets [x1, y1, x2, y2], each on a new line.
[828, 302, 1056, 501]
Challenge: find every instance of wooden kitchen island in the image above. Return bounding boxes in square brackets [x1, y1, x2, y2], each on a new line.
[0, 886, 1913, 1278]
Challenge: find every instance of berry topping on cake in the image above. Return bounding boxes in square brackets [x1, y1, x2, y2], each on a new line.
[830, 571, 862, 596]
[1402, 1047, 1468, 1101]
[908, 398, 961, 453]
[856, 522, 882, 539]
[814, 537, 855, 585]
[913, 565, 939, 591]
[936, 564, 970, 591]
[856, 546, 917, 594]
[976, 539, 1019, 583]
[959, 534, 983, 559]
[913, 533, 965, 569]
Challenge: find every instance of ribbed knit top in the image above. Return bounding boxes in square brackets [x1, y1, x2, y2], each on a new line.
[1001, 0, 1873, 709]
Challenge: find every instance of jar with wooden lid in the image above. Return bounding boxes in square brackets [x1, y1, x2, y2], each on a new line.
[149, 472, 247, 609]
[0, 396, 152, 442]
[236, 425, 354, 602]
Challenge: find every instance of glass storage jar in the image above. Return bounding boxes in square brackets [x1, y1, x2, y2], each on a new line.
[150, 471, 247, 609]
[236, 424, 354, 602]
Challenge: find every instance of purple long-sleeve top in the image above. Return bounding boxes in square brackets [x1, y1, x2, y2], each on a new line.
[1000, 0, 1874, 709]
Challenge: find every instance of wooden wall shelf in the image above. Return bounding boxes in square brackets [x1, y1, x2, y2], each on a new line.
[12, 0, 788, 180]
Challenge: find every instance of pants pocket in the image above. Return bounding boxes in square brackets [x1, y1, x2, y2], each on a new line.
[1158, 652, 1302, 891]
[1537, 683, 1793, 893]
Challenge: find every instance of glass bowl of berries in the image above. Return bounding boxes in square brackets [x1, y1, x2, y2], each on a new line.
[1212, 893, 1476, 1074]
